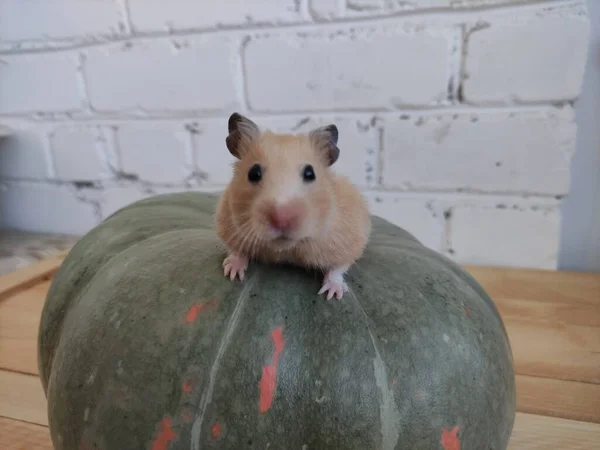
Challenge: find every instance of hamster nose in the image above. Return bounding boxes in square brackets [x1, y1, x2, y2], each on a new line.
[268, 204, 301, 232]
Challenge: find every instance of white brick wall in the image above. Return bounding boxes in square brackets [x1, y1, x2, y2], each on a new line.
[0, 182, 99, 235]
[463, 12, 590, 104]
[127, 0, 304, 32]
[0, 0, 591, 270]
[0, 0, 127, 43]
[50, 127, 111, 181]
[449, 203, 561, 269]
[364, 192, 445, 251]
[0, 54, 82, 114]
[115, 124, 192, 184]
[382, 108, 576, 195]
[244, 27, 451, 110]
[84, 37, 239, 113]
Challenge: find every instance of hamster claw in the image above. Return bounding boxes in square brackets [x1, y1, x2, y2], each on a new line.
[318, 267, 349, 300]
[223, 254, 249, 282]
[318, 278, 348, 300]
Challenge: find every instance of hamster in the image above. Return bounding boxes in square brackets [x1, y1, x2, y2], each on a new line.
[215, 112, 371, 300]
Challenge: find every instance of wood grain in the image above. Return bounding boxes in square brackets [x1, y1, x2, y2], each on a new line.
[516, 374, 600, 424]
[509, 412, 600, 449]
[0, 250, 67, 302]
[0, 281, 51, 375]
[0, 417, 53, 450]
[465, 266, 600, 308]
[467, 265, 600, 384]
[0, 370, 48, 426]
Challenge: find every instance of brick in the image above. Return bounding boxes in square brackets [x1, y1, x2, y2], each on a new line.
[50, 127, 110, 181]
[116, 125, 192, 184]
[0, 130, 48, 179]
[190, 120, 237, 186]
[0, 0, 125, 43]
[382, 109, 576, 195]
[463, 12, 590, 104]
[346, 0, 541, 14]
[0, 183, 98, 235]
[316, 1, 538, 20]
[84, 38, 238, 113]
[311, 118, 377, 187]
[99, 185, 152, 218]
[244, 28, 450, 111]
[309, 0, 341, 20]
[346, 0, 446, 16]
[128, 0, 303, 32]
[449, 205, 560, 269]
[451, 0, 543, 6]
[365, 193, 444, 251]
[0, 54, 81, 114]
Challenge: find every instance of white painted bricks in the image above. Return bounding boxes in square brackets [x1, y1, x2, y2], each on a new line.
[463, 12, 591, 104]
[244, 28, 450, 110]
[116, 125, 192, 184]
[365, 193, 445, 251]
[449, 205, 560, 269]
[0, 183, 99, 235]
[0, 54, 82, 114]
[50, 127, 111, 181]
[128, 0, 304, 32]
[0, 0, 126, 43]
[0, 1, 591, 270]
[84, 38, 239, 113]
[315, 0, 540, 20]
[382, 108, 576, 195]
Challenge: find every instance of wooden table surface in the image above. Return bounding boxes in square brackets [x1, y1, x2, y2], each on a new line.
[1, 253, 599, 449]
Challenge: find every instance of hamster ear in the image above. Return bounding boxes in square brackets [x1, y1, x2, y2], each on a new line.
[226, 112, 259, 158]
[309, 124, 339, 166]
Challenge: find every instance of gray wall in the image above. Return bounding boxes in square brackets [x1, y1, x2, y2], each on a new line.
[559, 0, 600, 272]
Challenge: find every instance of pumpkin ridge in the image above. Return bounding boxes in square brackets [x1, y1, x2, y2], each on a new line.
[40, 228, 217, 387]
[348, 289, 401, 449]
[190, 272, 259, 449]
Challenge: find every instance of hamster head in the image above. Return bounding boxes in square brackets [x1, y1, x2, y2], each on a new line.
[224, 112, 340, 252]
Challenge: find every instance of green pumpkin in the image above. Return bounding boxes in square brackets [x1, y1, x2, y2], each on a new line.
[38, 192, 516, 450]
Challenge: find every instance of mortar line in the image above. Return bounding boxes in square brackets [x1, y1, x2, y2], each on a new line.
[0, 0, 584, 56]
[0, 177, 567, 203]
[0, 103, 576, 124]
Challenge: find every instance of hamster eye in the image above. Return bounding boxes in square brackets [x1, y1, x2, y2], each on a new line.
[247, 163, 262, 184]
[302, 164, 316, 182]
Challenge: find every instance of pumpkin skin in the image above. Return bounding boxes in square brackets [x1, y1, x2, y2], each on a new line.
[38, 192, 516, 450]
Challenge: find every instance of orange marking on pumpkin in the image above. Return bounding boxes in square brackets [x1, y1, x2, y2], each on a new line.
[441, 426, 460, 450]
[392, 378, 397, 385]
[184, 299, 217, 323]
[182, 378, 193, 393]
[464, 306, 472, 317]
[152, 417, 177, 450]
[211, 422, 222, 438]
[258, 326, 285, 413]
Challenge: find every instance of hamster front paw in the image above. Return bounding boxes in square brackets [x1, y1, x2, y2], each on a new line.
[223, 253, 249, 281]
[318, 266, 349, 300]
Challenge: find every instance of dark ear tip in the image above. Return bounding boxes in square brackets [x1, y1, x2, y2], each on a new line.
[228, 112, 243, 133]
[325, 124, 338, 143]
